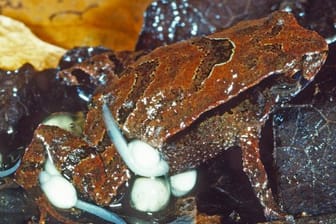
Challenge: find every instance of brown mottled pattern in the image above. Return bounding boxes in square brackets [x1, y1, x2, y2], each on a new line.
[161, 74, 315, 218]
[117, 60, 158, 124]
[14, 126, 46, 190]
[15, 125, 129, 207]
[108, 11, 327, 147]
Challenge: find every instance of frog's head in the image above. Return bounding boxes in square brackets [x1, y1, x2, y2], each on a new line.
[264, 11, 329, 83]
[247, 11, 328, 104]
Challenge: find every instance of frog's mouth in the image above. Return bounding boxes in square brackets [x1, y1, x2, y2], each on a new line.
[102, 103, 169, 177]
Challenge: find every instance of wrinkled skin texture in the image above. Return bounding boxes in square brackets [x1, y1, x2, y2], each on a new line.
[57, 48, 147, 90]
[14, 11, 327, 222]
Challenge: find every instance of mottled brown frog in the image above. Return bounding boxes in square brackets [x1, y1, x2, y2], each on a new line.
[14, 11, 327, 223]
[97, 11, 328, 220]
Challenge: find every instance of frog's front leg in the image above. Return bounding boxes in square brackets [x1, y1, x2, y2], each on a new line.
[239, 129, 292, 221]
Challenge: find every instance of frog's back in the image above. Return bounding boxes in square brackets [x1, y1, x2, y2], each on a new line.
[107, 11, 327, 147]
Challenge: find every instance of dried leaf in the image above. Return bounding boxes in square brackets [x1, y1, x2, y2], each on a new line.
[0, 15, 65, 70]
[1, 0, 152, 51]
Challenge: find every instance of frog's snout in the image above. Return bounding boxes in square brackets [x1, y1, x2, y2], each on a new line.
[301, 49, 328, 81]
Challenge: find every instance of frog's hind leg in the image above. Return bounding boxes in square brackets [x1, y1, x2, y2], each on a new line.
[239, 130, 293, 222]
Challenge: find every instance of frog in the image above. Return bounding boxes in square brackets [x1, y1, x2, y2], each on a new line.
[96, 11, 328, 220]
[14, 11, 328, 223]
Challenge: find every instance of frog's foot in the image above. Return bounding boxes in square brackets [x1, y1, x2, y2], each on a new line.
[0, 159, 21, 178]
[240, 133, 291, 221]
[39, 159, 127, 224]
[102, 103, 169, 177]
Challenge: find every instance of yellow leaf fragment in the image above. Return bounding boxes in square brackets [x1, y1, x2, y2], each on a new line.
[0, 15, 65, 70]
[2, 0, 153, 51]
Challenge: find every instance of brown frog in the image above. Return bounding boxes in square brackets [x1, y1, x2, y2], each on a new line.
[14, 11, 327, 223]
[96, 11, 328, 220]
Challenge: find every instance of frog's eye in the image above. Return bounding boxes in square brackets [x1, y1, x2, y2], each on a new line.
[39, 159, 126, 224]
[102, 103, 169, 177]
